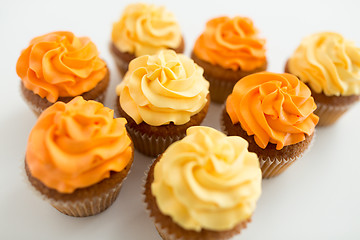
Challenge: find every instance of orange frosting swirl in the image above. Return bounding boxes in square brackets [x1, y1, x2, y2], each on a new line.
[226, 72, 319, 150]
[26, 96, 133, 193]
[193, 16, 266, 71]
[16, 31, 107, 103]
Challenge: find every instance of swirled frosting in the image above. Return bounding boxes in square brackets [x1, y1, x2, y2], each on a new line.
[193, 16, 266, 71]
[26, 96, 133, 193]
[288, 32, 360, 96]
[16, 31, 107, 103]
[111, 3, 182, 57]
[151, 126, 261, 231]
[226, 72, 319, 150]
[116, 50, 209, 126]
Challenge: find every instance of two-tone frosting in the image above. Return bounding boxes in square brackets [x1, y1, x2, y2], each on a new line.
[116, 50, 209, 126]
[26, 96, 133, 193]
[151, 126, 262, 231]
[288, 32, 360, 96]
[16, 31, 107, 103]
[193, 16, 266, 71]
[226, 72, 319, 150]
[112, 3, 182, 57]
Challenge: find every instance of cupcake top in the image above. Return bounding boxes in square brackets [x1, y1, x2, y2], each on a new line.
[226, 72, 319, 150]
[193, 16, 266, 71]
[116, 50, 209, 126]
[16, 31, 107, 103]
[25, 96, 133, 193]
[151, 126, 261, 231]
[288, 32, 360, 96]
[111, 3, 182, 57]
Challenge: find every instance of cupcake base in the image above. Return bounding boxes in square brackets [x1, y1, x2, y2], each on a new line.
[191, 52, 267, 103]
[110, 38, 185, 77]
[221, 110, 314, 178]
[21, 69, 110, 116]
[25, 148, 133, 217]
[115, 95, 210, 157]
[285, 61, 360, 126]
[144, 156, 250, 240]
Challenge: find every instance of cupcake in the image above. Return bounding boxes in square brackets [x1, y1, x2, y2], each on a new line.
[285, 32, 360, 126]
[222, 72, 319, 178]
[16, 31, 109, 116]
[25, 96, 133, 217]
[192, 16, 267, 103]
[111, 3, 184, 77]
[144, 126, 262, 240]
[116, 50, 210, 157]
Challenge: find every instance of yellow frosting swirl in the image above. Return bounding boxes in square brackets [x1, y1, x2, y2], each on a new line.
[288, 32, 360, 96]
[116, 50, 209, 126]
[26, 96, 132, 193]
[151, 126, 262, 231]
[111, 3, 182, 57]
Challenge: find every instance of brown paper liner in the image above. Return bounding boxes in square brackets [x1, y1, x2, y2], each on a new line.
[221, 109, 315, 178]
[143, 156, 250, 240]
[126, 124, 184, 157]
[24, 146, 134, 217]
[205, 75, 237, 103]
[315, 102, 355, 126]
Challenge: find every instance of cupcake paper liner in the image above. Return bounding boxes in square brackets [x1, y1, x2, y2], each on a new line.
[23, 158, 132, 217]
[314, 102, 354, 126]
[260, 130, 315, 178]
[112, 54, 129, 77]
[126, 125, 184, 157]
[49, 183, 123, 217]
[205, 75, 236, 103]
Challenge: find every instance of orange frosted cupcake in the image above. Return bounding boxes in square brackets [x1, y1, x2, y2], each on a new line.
[25, 96, 133, 217]
[116, 50, 210, 157]
[16, 31, 109, 116]
[192, 16, 267, 103]
[286, 32, 360, 126]
[144, 126, 262, 240]
[111, 3, 184, 77]
[222, 72, 319, 178]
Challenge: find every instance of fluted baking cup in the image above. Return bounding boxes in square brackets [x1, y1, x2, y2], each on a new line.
[315, 102, 355, 126]
[126, 125, 185, 157]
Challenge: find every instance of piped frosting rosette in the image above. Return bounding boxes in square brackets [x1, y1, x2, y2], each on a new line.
[226, 72, 319, 150]
[16, 31, 107, 103]
[193, 16, 266, 71]
[112, 3, 182, 56]
[116, 50, 209, 126]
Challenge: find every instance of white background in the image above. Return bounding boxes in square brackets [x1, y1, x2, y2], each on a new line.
[1, 0, 360, 239]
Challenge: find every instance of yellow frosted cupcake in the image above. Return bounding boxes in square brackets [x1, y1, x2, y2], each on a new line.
[115, 50, 210, 157]
[286, 32, 360, 126]
[25, 96, 133, 217]
[111, 3, 184, 76]
[144, 126, 262, 240]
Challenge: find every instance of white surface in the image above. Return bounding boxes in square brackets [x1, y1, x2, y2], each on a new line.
[1, 0, 360, 239]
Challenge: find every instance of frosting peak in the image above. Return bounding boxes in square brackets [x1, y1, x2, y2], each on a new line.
[151, 126, 261, 231]
[16, 31, 107, 103]
[288, 32, 360, 96]
[116, 50, 209, 126]
[226, 72, 319, 150]
[111, 3, 182, 56]
[26, 96, 132, 193]
[193, 16, 266, 71]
